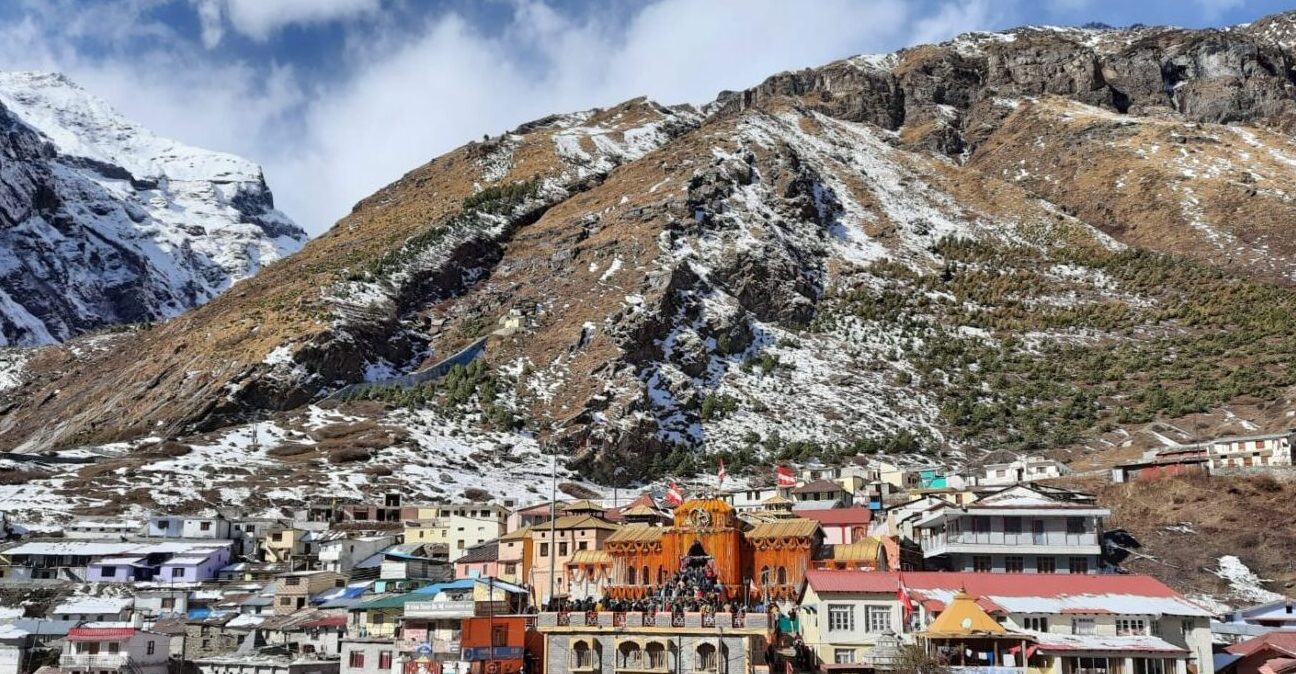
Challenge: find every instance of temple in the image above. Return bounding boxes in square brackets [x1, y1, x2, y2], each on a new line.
[602, 498, 822, 603]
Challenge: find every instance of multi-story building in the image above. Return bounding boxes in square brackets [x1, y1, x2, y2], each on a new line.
[60, 624, 170, 674]
[528, 503, 620, 605]
[52, 597, 134, 623]
[274, 571, 344, 615]
[455, 541, 500, 579]
[721, 486, 784, 513]
[401, 503, 509, 554]
[911, 485, 1109, 573]
[318, 535, 396, 574]
[496, 526, 531, 586]
[535, 607, 771, 674]
[65, 517, 144, 540]
[1207, 432, 1294, 470]
[791, 480, 850, 510]
[602, 499, 821, 604]
[977, 455, 1069, 486]
[799, 570, 1213, 674]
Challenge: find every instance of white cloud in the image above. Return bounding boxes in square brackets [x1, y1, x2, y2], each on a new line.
[0, 0, 1015, 234]
[193, 0, 381, 45]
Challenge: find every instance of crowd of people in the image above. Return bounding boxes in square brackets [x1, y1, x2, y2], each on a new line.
[546, 560, 749, 614]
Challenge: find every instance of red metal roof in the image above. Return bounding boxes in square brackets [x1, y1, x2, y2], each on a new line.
[804, 570, 1186, 597]
[68, 627, 135, 641]
[300, 616, 348, 629]
[799, 508, 872, 526]
[1229, 631, 1296, 657]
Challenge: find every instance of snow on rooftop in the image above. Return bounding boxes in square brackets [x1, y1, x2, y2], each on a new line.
[52, 597, 133, 614]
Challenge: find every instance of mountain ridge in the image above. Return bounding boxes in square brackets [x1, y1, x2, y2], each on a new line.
[0, 71, 305, 346]
[3, 12, 1296, 477]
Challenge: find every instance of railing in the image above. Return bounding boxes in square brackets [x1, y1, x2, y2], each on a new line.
[61, 654, 128, 669]
[540, 611, 765, 630]
[948, 667, 1025, 674]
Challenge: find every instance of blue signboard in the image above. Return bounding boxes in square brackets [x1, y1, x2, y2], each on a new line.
[462, 647, 524, 661]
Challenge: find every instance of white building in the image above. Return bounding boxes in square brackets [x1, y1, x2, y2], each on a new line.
[1207, 432, 1294, 470]
[977, 455, 1069, 486]
[721, 486, 784, 513]
[800, 570, 1214, 674]
[60, 623, 169, 674]
[52, 597, 134, 623]
[64, 517, 144, 540]
[318, 535, 396, 575]
[911, 485, 1109, 573]
[181, 517, 233, 539]
[0, 625, 28, 674]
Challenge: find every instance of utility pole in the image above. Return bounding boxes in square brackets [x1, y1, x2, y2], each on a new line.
[488, 576, 496, 664]
[547, 445, 558, 609]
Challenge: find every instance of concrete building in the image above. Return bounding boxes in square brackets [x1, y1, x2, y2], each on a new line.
[60, 624, 170, 674]
[319, 535, 396, 575]
[535, 609, 769, 674]
[1208, 432, 1295, 470]
[192, 655, 340, 674]
[275, 571, 344, 615]
[64, 517, 144, 540]
[977, 455, 1069, 486]
[799, 570, 1214, 674]
[912, 485, 1109, 573]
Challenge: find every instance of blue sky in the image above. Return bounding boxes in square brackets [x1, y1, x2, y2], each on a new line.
[0, 0, 1290, 234]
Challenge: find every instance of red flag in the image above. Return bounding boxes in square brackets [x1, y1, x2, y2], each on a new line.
[718, 459, 727, 486]
[665, 481, 684, 506]
[776, 465, 797, 487]
[898, 572, 914, 626]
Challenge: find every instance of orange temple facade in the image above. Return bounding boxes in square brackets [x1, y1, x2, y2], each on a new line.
[602, 498, 822, 602]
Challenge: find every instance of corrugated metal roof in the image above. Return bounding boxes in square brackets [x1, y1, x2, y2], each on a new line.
[606, 524, 663, 544]
[568, 550, 611, 565]
[68, 627, 135, 641]
[745, 518, 820, 539]
[832, 539, 882, 562]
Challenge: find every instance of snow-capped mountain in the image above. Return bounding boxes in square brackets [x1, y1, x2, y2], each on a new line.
[0, 71, 305, 346]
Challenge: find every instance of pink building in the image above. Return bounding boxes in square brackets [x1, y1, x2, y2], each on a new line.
[800, 507, 872, 545]
[454, 541, 499, 579]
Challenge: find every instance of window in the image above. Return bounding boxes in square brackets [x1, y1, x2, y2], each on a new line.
[972, 556, 992, 572]
[202, 639, 211, 649]
[272, 532, 284, 542]
[280, 598, 292, 606]
[1004, 517, 1022, 534]
[172, 568, 183, 578]
[695, 644, 718, 672]
[101, 566, 117, 577]
[834, 649, 856, 664]
[1073, 656, 1109, 674]
[1117, 619, 1147, 636]
[1134, 659, 1166, 674]
[108, 643, 120, 653]
[558, 541, 568, 557]
[492, 625, 508, 647]
[349, 651, 365, 668]
[1069, 557, 1089, 574]
[147, 642, 156, 655]
[646, 643, 666, 669]
[572, 641, 594, 669]
[866, 606, 891, 633]
[1036, 557, 1056, 574]
[777, 567, 788, 585]
[200, 522, 212, 531]
[971, 516, 991, 532]
[379, 651, 393, 669]
[372, 612, 385, 625]
[539, 543, 550, 557]
[1023, 617, 1048, 631]
[642, 566, 650, 585]
[1067, 518, 1086, 535]
[1005, 556, 1024, 573]
[1072, 618, 1096, 635]
[161, 598, 175, 609]
[627, 567, 637, 585]
[827, 604, 855, 632]
[579, 541, 588, 550]
[286, 577, 301, 586]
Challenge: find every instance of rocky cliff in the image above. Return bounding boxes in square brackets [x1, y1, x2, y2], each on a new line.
[0, 72, 305, 346]
[3, 14, 1296, 484]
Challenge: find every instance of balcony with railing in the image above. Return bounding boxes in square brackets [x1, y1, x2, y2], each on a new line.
[539, 611, 768, 631]
[60, 653, 129, 670]
[921, 528, 1099, 557]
